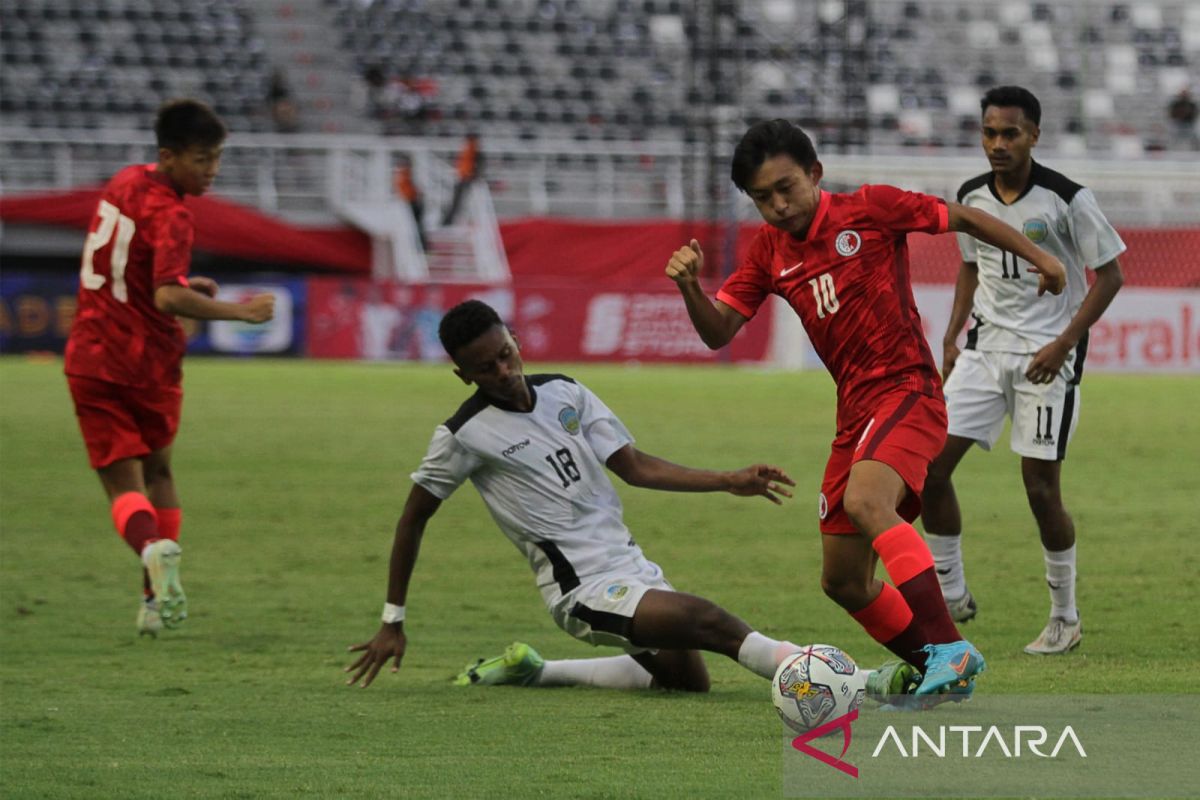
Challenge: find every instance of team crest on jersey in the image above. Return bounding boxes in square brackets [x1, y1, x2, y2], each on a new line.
[605, 584, 629, 601]
[818, 492, 829, 520]
[835, 230, 861, 257]
[558, 406, 581, 435]
[1022, 218, 1049, 243]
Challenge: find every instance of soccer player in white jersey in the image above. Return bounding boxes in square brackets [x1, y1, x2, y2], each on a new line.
[921, 86, 1126, 655]
[346, 299, 844, 692]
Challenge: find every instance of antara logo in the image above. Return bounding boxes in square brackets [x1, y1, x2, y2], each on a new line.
[501, 439, 531, 457]
[791, 709, 859, 778]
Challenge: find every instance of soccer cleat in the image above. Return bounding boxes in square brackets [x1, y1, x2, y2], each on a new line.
[945, 588, 978, 623]
[915, 640, 985, 696]
[143, 539, 187, 629]
[866, 660, 921, 704]
[453, 642, 544, 686]
[1023, 617, 1082, 655]
[137, 597, 163, 637]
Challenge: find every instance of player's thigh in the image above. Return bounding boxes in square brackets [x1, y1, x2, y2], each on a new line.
[552, 561, 673, 653]
[67, 375, 151, 472]
[1010, 368, 1080, 461]
[944, 350, 1009, 450]
[852, 393, 947, 527]
[130, 384, 183, 454]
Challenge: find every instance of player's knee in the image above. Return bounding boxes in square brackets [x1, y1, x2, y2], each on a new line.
[1023, 479, 1061, 517]
[656, 664, 710, 693]
[841, 489, 889, 533]
[821, 574, 867, 610]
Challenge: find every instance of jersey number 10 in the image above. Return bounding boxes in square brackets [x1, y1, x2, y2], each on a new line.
[80, 200, 136, 303]
[808, 273, 840, 319]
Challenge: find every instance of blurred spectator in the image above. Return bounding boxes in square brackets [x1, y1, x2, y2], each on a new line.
[393, 156, 428, 252]
[442, 134, 481, 226]
[267, 69, 300, 133]
[1167, 89, 1199, 151]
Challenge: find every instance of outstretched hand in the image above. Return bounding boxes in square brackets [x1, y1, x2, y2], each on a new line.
[665, 239, 704, 286]
[727, 464, 796, 505]
[345, 624, 407, 688]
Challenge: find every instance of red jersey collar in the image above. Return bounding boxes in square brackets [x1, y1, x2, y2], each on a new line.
[801, 190, 832, 241]
[144, 164, 185, 198]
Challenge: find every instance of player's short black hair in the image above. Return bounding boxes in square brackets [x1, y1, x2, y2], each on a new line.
[154, 99, 227, 152]
[439, 299, 505, 359]
[981, 86, 1042, 126]
[730, 119, 818, 192]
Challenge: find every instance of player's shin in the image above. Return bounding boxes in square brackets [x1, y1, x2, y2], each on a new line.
[111, 492, 160, 556]
[849, 583, 928, 671]
[872, 523, 960, 643]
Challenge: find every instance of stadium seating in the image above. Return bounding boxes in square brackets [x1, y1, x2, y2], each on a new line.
[0, 0, 1196, 152]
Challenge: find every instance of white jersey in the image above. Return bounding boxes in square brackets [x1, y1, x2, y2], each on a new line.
[411, 374, 643, 595]
[956, 161, 1126, 357]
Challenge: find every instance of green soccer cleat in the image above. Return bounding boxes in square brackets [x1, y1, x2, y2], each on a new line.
[453, 642, 544, 687]
[865, 659, 921, 704]
[143, 539, 187, 629]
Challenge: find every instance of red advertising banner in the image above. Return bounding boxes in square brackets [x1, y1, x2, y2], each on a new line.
[305, 277, 772, 363]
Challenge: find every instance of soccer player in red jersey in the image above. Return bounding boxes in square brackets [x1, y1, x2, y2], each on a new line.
[666, 119, 1067, 699]
[64, 99, 275, 636]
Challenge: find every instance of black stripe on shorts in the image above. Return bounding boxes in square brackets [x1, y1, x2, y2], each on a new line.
[569, 602, 635, 641]
[534, 541, 580, 594]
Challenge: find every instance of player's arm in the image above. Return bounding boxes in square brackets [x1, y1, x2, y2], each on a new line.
[154, 282, 275, 323]
[942, 260, 979, 379]
[605, 444, 794, 505]
[344, 484, 442, 688]
[665, 239, 747, 349]
[1026, 258, 1125, 384]
[947, 202, 1067, 296]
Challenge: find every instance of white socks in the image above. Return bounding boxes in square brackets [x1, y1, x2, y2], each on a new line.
[926, 532, 966, 600]
[1044, 545, 1078, 623]
[736, 632, 802, 679]
[536, 656, 653, 690]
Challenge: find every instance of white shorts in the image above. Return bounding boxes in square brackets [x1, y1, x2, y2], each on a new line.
[944, 349, 1081, 461]
[545, 557, 673, 654]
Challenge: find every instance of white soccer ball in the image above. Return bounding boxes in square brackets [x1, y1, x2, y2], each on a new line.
[772, 644, 867, 734]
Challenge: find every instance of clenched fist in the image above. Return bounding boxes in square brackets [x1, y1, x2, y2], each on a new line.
[665, 239, 704, 286]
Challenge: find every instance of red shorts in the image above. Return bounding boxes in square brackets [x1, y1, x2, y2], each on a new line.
[818, 391, 947, 534]
[67, 375, 182, 469]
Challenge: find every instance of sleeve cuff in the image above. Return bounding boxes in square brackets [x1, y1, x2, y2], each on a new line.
[715, 290, 755, 320]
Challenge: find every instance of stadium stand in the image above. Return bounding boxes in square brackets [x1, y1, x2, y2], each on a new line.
[2, 0, 1196, 151]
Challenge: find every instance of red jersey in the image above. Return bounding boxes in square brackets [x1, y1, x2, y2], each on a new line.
[717, 185, 948, 429]
[65, 164, 193, 388]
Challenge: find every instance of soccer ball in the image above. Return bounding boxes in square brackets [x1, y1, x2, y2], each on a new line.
[772, 644, 867, 734]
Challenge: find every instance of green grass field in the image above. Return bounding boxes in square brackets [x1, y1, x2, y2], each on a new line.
[1, 356, 1196, 798]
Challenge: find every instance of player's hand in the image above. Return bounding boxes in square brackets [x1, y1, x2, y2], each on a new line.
[188, 276, 219, 297]
[1025, 339, 1071, 384]
[1027, 256, 1067, 296]
[942, 339, 961, 380]
[726, 464, 795, 505]
[345, 623, 407, 688]
[240, 293, 275, 324]
[665, 239, 705, 286]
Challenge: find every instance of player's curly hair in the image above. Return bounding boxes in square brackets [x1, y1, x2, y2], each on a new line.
[730, 119, 818, 192]
[439, 299, 505, 358]
[981, 86, 1041, 126]
[154, 99, 227, 152]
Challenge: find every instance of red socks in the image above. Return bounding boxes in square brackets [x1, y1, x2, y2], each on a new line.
[156, 507, 182, 541]
[111, 492, 159, 556]
[872, 523, 961, 645]
[851, 583, 929, 670]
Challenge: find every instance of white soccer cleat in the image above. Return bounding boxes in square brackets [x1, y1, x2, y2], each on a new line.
[142, 539, 187, 629]
[1023, 617, 1082, 655]
[136, 597, 163, 637]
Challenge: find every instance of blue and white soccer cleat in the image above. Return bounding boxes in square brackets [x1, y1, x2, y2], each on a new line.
[915, 640, 985, 696]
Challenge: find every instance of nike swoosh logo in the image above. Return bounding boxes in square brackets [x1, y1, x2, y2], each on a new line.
[780, 261, 804, 277]
[936, 568, 952, 576]
[950, 652, 971, 675]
